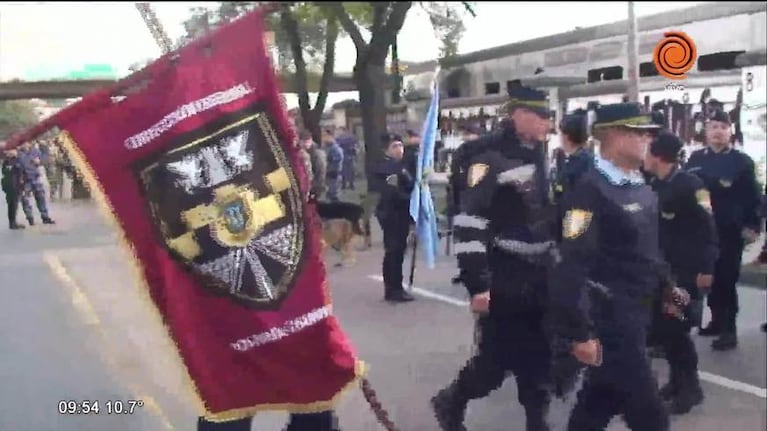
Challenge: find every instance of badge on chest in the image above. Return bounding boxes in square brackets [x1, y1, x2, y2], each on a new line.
[468, 163, 489, 188]
[563, 209, 593, 240]
[696, 189, 712, 213]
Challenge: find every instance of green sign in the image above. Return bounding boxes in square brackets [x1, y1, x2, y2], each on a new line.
[24, 64, 118, 81]
[65, 64, 118, 80]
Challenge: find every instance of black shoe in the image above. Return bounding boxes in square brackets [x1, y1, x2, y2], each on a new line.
[698, 321, 721, 337]
[42, 217, 55, 224]
[197, 416, 251, 431]
[384, 290, 415, 303]
[666, 371, 704, 415]
[27, 219, 35, 226]
[431, 386, 468, 431]
[762, 323, 767, 333]
[9, 223, 25, 230]
[712, 332, 738, 351]
[659, 370, 679, 400]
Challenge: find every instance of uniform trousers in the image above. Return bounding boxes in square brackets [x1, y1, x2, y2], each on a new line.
[456, 306, 551, 420]
[377, 212, 411, 293]
[4, 189, 20, 226]
[341, 159, 355, 189]
[708, 225, 744, 331]
[326, 173, 341, 201]
[567, 322, 669, 431]
[20, 181, 50, 221]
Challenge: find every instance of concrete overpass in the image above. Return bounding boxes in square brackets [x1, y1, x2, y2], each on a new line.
[0, 72, 395, 101]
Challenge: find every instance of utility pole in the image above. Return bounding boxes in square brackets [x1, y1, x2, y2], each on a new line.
[627, 1, 640, 103]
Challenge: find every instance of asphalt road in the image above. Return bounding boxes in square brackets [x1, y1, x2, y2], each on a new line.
[1, 199, 765, 431]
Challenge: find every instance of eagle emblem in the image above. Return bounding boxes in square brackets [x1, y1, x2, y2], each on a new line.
[135, 104, 305, 309]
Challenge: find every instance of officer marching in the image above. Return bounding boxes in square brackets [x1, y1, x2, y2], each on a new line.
[643, 131, 718, 415]
[548, 103, 670, 430]
[685, 109, 762, 350]
[372, 134, 416, 303]
[552, 110, 593, 224]
[432, 85, 555, 431]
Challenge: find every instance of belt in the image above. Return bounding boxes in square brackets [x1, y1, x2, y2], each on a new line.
[494, 238, 556, 266]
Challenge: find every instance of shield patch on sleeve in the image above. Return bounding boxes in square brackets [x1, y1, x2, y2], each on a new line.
[133, 103, 306, 310]
[468, 163, 489, 188]
[696, 189, 712, 213]
[563, 209, 593, 240]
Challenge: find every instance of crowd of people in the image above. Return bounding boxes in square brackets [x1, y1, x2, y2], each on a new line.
[3, 85, 765, 431]
[366, 83, 765, 431]
[1, 138, 70, 229]
[296, 127, 360, 203]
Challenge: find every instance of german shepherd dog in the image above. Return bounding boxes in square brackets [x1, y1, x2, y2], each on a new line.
[316, 201, 367, 267]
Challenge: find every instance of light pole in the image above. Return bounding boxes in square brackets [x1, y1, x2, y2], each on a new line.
[627, 1, 640, 103]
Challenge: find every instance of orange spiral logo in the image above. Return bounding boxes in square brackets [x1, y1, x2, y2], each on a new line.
[653, 31, 697, 80]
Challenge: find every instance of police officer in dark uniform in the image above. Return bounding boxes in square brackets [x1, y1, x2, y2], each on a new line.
[447, 125, 494, 286]
[548, 103, 670, 430]
[432, 85, 555, 431]
[372, 135, 416, 303]
[686, 110, 762, 350]
[644, 131, 718, 415]
[552, 109, 592, 209]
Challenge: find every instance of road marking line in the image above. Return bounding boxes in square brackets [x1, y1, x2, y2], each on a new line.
[698, 371, 767, 399]
[368, 274, 767, 399]
[44, 252, 176, 430]
[44, 253, 101, 326]
[367, 275, 469, 307]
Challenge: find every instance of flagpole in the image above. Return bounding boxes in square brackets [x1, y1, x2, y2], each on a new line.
[408, 231, 418, 290]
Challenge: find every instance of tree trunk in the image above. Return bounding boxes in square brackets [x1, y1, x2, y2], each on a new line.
[309, 18, 339, 144]
[354, 60, 389, 187]
[391, 35, 401, 104]
[281, 7, 338, 145]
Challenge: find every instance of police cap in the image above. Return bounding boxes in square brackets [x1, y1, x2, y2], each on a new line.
[506, 84, 551, 118]
[650, 131, 683, 162]
[592, 102, 661, 131]
[708, 109, 731, 124]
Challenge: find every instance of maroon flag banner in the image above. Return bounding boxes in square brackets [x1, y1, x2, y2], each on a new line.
[51, 8, 364, 421]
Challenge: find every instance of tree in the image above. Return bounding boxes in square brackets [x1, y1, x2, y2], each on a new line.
[326, 2, 473, 177]
[179, 2, 473, 176]
[0, 101, 39, 141]
[179, 2, 346, 144]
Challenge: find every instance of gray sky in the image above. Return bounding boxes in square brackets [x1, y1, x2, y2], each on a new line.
[0, 1, 704, 106]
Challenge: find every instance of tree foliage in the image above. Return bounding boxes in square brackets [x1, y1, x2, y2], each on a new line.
[324, 2, 473, 174]
[178, 2, 473, 171]
[180, 2, 355, 141]
[0, 101, 39, 141]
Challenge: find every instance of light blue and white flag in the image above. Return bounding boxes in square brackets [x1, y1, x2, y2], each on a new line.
[409, 68, 441, 269]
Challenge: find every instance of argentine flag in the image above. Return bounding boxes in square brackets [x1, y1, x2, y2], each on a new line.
[409, 69, 441, 269]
